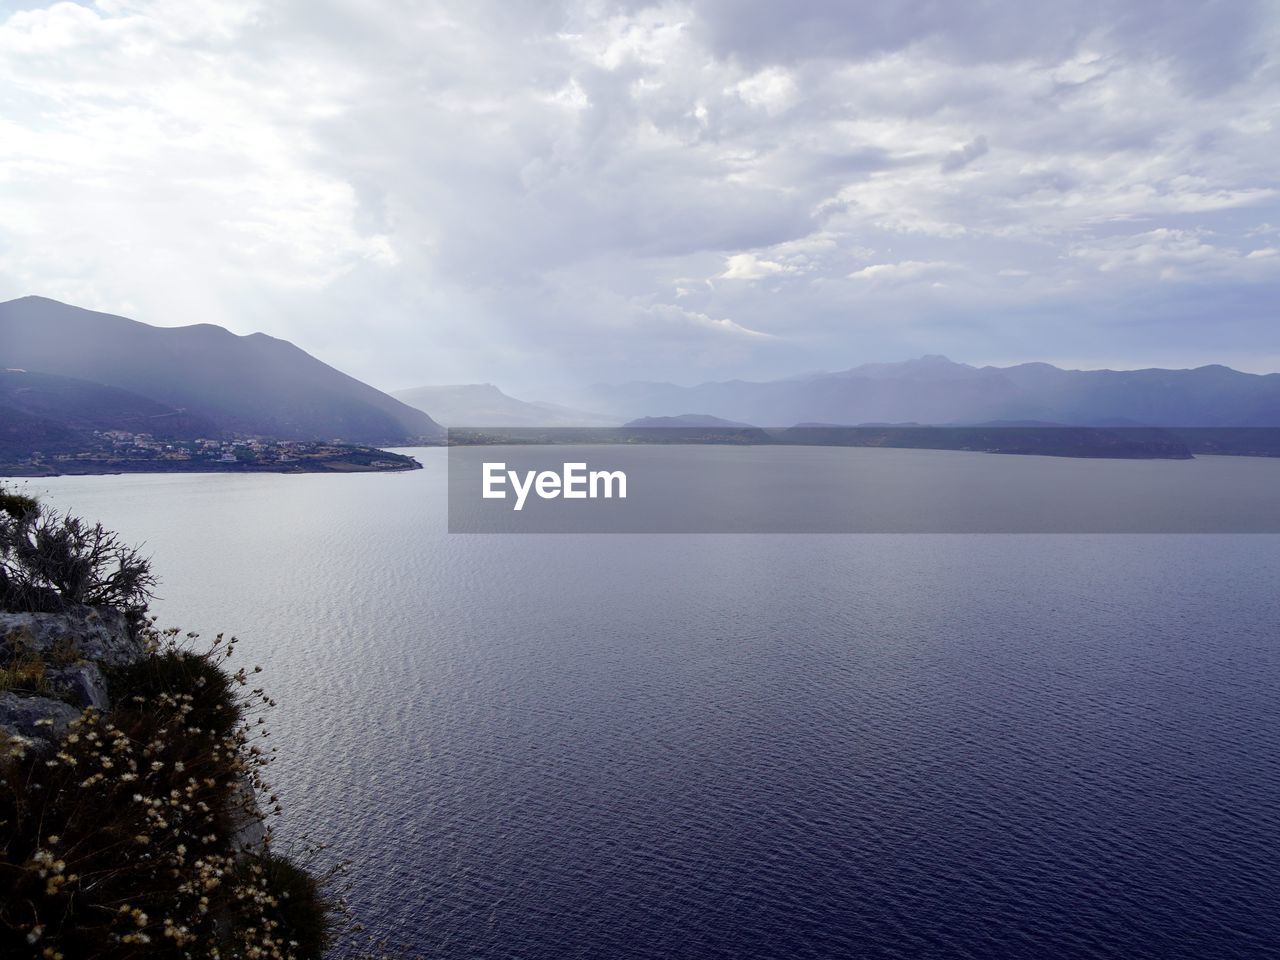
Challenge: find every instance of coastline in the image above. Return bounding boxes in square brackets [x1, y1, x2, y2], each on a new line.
[0, 448, 423, 477]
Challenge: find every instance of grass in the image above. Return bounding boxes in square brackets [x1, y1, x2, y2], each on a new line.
[1, 634, 97, 704]
[0, 652, 49, 697]
[237, 852, 336, 960]
[107, 648, 243, 740]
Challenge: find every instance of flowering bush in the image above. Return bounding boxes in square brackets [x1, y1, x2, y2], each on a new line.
[0, 623, 335, 959]
[0, 489, 416, 960]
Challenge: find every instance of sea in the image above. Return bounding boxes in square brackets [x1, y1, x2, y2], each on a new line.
[14, 446, 1280, 959]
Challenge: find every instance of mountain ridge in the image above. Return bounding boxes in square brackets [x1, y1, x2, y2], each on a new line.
[583, 355, 1280, 427]
[0, 296, 442, 444]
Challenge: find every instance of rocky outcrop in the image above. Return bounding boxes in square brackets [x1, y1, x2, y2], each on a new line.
[0, 606, 143, 752]
[0, 606, 142, 752]
[0, 690, 82, 744]
[0, 605, 143, 667]
[47, 661, 110, 710]
[0, 605, 268, 852]
[228, 779, 268, 852]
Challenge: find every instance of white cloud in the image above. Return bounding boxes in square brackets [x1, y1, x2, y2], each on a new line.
[849, 260, 952, 283]
[719, 252, 789, 279]
[733, 66, 798, 114]
[0, 0, 1277, 394]
[1069, 228, 1280, 281]
[643, 302, 776, 340]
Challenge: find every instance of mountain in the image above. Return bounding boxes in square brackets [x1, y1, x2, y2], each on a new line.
[0, 370, 218, 455]
[585, 356, 1280, 427]
[0, 296, 442, 443]
[623, 414, 755, 428]
[393, 383, 617, 428]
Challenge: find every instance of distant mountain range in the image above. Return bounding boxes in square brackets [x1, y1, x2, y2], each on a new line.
[9, 293, 1280, 464]
[0, 296, 442, 449]
[623, 414, 755, 429]
[393, 383, 617, 428]
[581, 355, 1280, 427]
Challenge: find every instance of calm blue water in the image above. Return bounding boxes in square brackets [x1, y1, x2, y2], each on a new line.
[15, 448, 1280, 959]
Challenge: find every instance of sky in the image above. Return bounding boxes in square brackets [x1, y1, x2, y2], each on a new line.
[0, 0, 1278, 398]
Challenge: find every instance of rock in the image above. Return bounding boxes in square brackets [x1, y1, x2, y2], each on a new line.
[0, 690, 82, 746]
[0, 606, 144, 667]
[227, 779, 268, 852]
[0, 607, 129, 751]
[47, 661, 110, 711]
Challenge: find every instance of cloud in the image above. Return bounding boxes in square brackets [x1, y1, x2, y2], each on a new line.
[0, 0, 1277, 395]
[1070, 228, 1280, 282]
[684, 309, 775, 338]
[719, 252, 789, 279]
[732, 66, 799, 114]
[690, 0, 1271, 93]
[940, 135, 988, 173]
[849, 260, 952, 283]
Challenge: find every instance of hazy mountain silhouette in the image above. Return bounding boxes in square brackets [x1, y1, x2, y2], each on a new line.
[394, 383, 617, 428]
[587, 356, 1280, 427]
[0, 296, 441, 443]
[623, 414, 756, 428]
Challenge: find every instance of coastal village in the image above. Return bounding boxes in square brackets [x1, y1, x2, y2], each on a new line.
[6, 430, 418, 475]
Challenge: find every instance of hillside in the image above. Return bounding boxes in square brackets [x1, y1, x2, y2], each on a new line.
[0, 370, 217, 456]
[585, 356, 1280, 427]
[0, 296, 442, 443]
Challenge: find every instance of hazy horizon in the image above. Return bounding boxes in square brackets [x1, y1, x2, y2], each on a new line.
[1, 1, 1277, 397]
[8, 292, 1280, 402]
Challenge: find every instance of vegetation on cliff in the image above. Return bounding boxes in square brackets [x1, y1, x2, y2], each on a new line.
[0, 487, 343, 959]
[0, 491, 155, 621]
